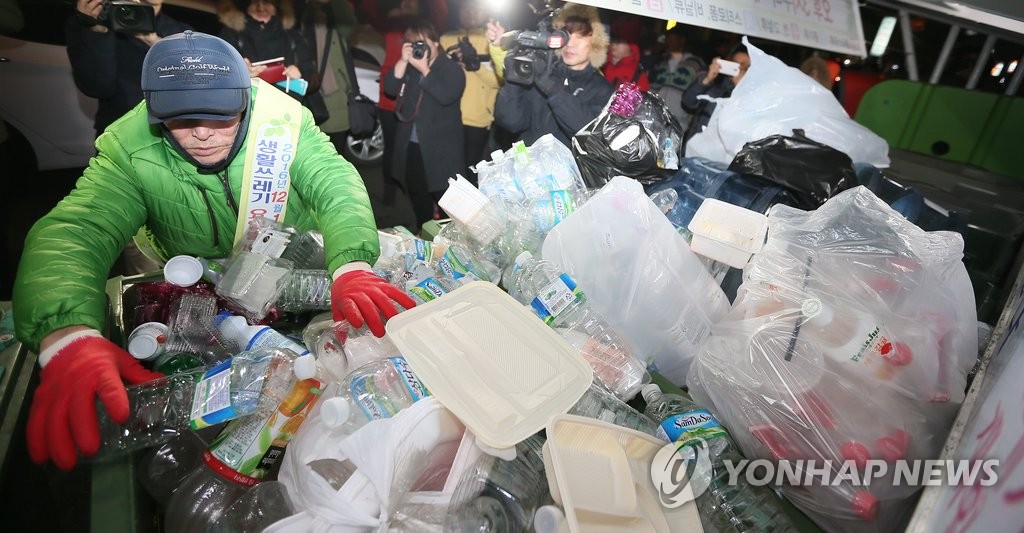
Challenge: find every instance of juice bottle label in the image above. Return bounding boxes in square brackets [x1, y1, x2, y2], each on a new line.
[658, 409, 727, 448]
[350, 357, 430, 422]
[209, 378, 324, 481]
[190, 360, 235, 429]
[531, 273, 582, 324]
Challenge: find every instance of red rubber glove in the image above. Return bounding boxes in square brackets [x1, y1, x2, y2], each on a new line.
[331, 264, 416, 337]
[27, 330, 163, 470]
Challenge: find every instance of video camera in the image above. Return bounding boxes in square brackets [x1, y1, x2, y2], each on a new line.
[501, 5, 568, 86]
[92, 1, 156, 34]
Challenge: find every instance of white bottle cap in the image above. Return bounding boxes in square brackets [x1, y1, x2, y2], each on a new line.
[533, 505, 566, 533]
[128, 335, 160, 360]
[320, 397, 351, 429]
[292, 354, 318, 381]
[641, 383, 661, 402]
[219, 315, 249, 343]
[164, 255, 204, 287]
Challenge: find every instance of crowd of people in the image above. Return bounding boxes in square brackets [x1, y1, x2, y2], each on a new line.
[63, 0, 803, 230]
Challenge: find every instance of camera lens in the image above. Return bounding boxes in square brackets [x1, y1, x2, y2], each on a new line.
[116, 5, 139, 25]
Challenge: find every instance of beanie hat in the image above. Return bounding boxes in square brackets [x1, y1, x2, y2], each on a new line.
[142, 31, 251, 124]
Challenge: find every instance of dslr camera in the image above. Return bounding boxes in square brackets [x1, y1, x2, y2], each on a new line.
[502, 6, 568, 86]
[411, 41, 430, 60]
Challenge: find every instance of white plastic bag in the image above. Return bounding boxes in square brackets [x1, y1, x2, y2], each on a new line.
[686, 37, 890, 168]
[542, 176, 731, 383]
[270, 398, 466, 532]
[687, 186, 977, 532]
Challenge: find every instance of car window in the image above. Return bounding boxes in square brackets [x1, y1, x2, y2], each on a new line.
[2, 0, 73, 45]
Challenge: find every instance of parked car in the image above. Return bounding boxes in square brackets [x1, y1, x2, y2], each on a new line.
[0, 0, 383, 170]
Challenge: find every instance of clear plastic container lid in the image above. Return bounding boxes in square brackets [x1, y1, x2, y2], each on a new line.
[386, 282, 593, 451]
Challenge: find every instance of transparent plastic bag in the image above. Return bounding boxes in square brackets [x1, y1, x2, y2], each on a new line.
[686, 186, 978, 532]
[686, 37, 890, 168]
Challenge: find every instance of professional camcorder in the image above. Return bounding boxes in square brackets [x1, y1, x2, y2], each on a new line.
[97, 1, 156, 34]
[501, 6, 568, 86]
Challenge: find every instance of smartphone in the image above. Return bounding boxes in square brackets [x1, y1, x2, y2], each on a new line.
[254, 57, 287, 84]
[717, 58, 741, 77]
[275, 78, 309, 96]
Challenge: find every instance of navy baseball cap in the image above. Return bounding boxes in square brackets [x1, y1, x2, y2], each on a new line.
[142, 31, 251, 124]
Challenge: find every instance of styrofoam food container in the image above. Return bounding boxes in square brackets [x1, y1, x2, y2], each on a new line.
[385, 282, 593, 452]
[163, 255, 204, 287]
[543, 414, 703, 533]
[687, 198, 768, 269]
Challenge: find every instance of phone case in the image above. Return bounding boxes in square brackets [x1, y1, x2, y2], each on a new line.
[259, 64, 287, 84]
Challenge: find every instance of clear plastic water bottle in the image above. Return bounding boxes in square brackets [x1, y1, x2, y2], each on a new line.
[641, 385, 797, 533]
[445, 434, 551, 532]
[508, 253, 650, 400]
[164, 376, 324, 532]
[568, 382, 660, 437]
[138, 430, 209, 506]
[527, 189, 593, 234]
[280, 230, 326, 270]
[211, 481, 296, 533]
[405, 275, 460, 305]
[318, 357, 430, 433]
[95, 367, 207, 457]
[436, 243, 501, 284]
[96, 348, 310, 457]
[277, 269, 332, 312]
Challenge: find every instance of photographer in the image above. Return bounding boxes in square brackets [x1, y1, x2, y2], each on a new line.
[384, 21, 466, 227]
[681, 45, 750, 141]
[491, 3, 612, 148]
[440, 0, 499, 184]
[66, 0, 191, 136]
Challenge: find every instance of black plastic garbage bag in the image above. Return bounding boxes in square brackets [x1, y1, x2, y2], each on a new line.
[572, 90, 681, 188]
[727, 129, 856, 209]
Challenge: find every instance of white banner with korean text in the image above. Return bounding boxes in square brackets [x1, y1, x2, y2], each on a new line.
[575, 0, 867, 57]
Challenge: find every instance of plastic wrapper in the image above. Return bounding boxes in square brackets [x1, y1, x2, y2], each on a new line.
[728, 129, 856, 209]
[686, 186, 978, 533]
[271, 398, 467, 532]
[571, 89, 681, 188]
[542, 176, 731, 383]
[686, 38, 889, 168]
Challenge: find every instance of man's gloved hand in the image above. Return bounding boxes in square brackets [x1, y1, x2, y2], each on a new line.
[331, 262, 416, 337]
[533, 57, 565, 96]
[27, 330, 163, 470]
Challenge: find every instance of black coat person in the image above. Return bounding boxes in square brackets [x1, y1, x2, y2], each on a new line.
[65, 2, 190, 135]
[384, 25, 465, 227]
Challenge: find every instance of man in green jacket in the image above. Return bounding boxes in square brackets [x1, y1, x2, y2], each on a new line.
[12, 31, 414, 470]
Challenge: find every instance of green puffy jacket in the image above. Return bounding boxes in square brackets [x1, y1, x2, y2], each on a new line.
[13, 84, 379, 352]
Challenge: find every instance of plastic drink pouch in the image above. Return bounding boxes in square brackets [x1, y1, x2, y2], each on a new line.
[205, 378, 324, 486]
